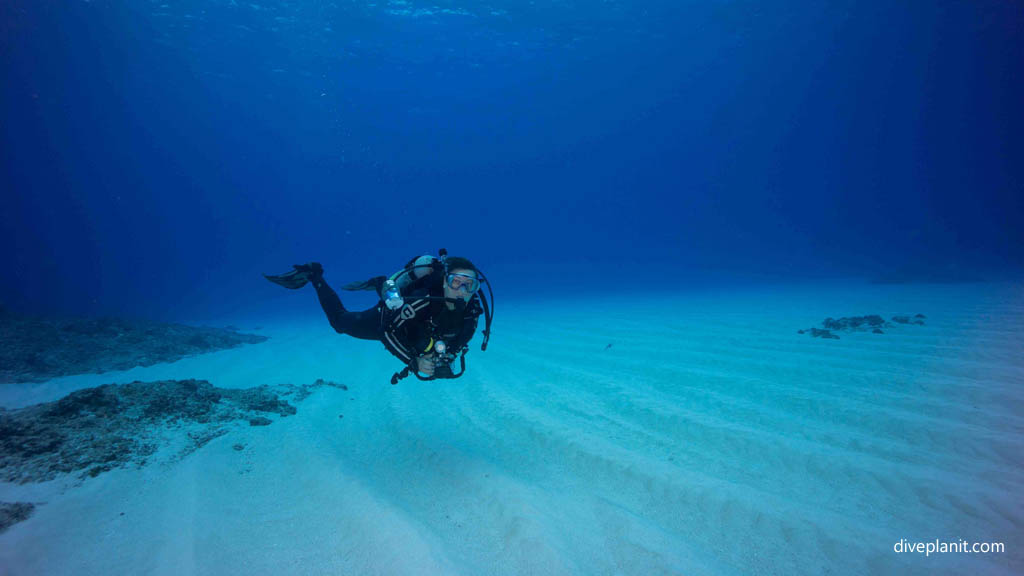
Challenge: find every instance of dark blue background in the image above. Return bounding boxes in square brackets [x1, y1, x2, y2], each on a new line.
[3, 1, 1021, 319]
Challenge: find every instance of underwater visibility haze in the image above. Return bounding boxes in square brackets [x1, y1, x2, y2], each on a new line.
[1, 1, 1023, 575]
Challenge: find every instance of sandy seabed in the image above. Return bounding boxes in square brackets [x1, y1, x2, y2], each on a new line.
[2, 282, 1022, 575]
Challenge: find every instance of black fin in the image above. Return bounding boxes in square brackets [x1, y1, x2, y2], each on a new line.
[264, 263, 322, 290]
[342, 276, 387, 293]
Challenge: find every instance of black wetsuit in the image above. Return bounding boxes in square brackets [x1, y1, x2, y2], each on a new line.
[311, 273, 480, 366]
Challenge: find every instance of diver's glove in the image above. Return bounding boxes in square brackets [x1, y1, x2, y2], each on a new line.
[416, 353, 435, 377]
[264, 262, 323, 290]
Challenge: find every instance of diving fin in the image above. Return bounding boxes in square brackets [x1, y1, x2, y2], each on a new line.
[342, 275, 387, 293]
[264, 262, 323, 290]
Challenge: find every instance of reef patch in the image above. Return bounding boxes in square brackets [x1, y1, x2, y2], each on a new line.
[0, 309, 268, 383]
[798, 314, 926, 339]
[0, 378, 346, 483]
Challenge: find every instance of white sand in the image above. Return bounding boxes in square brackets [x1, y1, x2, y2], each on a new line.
[2, 282, 1022, 575]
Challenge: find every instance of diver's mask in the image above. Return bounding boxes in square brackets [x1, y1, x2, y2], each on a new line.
[445, 272, 480, 294]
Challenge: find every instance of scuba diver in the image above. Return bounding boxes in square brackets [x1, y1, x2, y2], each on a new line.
[264, 249, 493, 384]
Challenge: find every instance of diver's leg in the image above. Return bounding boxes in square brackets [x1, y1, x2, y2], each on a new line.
[311, 278, 381, 340]
[331, 305, 382, 341]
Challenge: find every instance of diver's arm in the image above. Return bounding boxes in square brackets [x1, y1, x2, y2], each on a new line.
[404, 324, 437, 376]
[448, 313, 479, 351]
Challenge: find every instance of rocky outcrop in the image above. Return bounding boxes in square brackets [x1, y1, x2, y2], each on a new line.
[0, 378, 346, 483]
[0, 502, 35, 533]
[0, 313, 268, 383]
[823, 315, 887, 331]
[892, 314, 926, 325]
[800, 314, 925, 338]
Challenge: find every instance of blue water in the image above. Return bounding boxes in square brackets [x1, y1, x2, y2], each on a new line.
[2, 1, 1021, 319]
[2, 2, 1023, 574]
